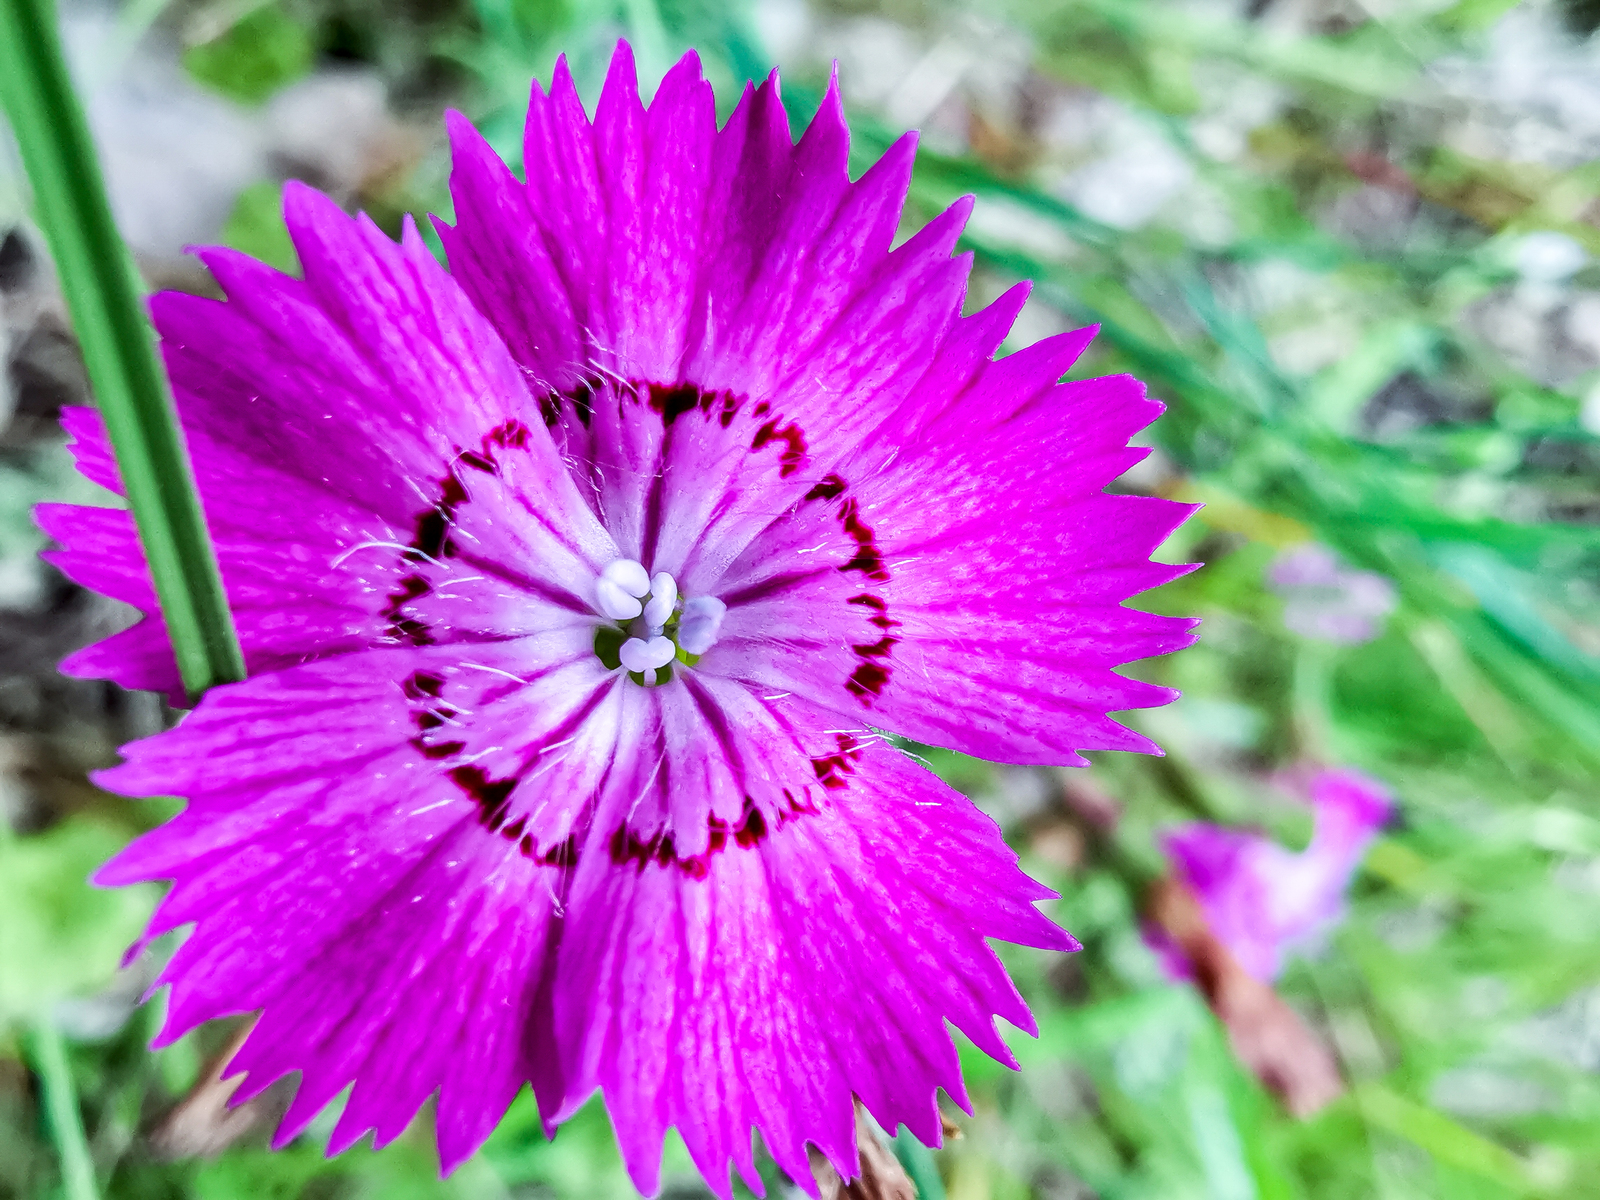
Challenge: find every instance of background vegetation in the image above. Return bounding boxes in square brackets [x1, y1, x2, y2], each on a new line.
[3, 0, 1600, 1196]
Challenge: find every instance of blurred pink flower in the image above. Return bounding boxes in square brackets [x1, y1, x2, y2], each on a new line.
[1148, 768, 1393, 983]
[1268, 544, 1396, 644]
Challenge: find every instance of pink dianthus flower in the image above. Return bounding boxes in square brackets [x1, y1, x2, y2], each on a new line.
[39, 45, 1196, 1197]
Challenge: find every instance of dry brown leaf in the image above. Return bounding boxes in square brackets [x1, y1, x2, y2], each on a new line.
[1028, 816, 1087, 872]
[809, 1105, 918, 1200]
[148, 1020, 290, 1160]
[966, 109, 1037, 176]
[1146, 877, 1345, 1117]
[939, 1110, 964, 1142]
[1053, 771, 1122, 833]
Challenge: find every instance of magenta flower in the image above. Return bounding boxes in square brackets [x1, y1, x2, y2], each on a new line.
[1150, 768, 1393, 983]
[38, 45, 1196, 1196]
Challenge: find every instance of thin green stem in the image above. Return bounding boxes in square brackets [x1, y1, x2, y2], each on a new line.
[27, 1019, 100, 1200]
[891, 1127, 948, 1200]
[0, 0, 244, 702]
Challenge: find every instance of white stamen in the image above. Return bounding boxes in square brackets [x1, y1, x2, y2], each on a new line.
[642, 571, 678, 629]
[620, 635, 677, 673]
[677, 596, 727, 655]
[602, 558, 651, 597]
[597, 577, 643, 620]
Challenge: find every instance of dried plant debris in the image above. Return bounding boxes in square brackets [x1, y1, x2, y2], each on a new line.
[148, 1022, 293, 1161]
[1146, 877, 1345, 1118]
[808, 1107, 918, 1200]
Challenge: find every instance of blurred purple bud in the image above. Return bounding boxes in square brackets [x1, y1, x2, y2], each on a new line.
[1268, 545, 1397, 645]
[1147, 767, 1394, 983]
[1267, 544, 1343, 590]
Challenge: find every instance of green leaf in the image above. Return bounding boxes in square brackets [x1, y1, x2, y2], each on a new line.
[0, 818, 157, 1022]
[1353, 1084, 1540, 1193]
[24, 1020, 100, 1200]
[182, 3, 314, 107]
[220, 180, 298, 275]
[1436, 0, 1529, 33]
[891, 1130, 948, 1200]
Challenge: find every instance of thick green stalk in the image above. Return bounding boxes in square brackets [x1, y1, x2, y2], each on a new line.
[0, 0, 244, 702]
[892, 1128, 949, 1200]
[27, 1019, 100, 1200]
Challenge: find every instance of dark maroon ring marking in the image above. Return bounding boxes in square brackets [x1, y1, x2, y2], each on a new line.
[608, 791, 816, 879]
[379, 417, 534, 647]
[386, 377, 899, 706]
[385, 382, 893, 858]
[400, 666, 863, 870]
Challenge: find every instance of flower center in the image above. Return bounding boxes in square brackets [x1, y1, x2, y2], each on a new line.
[592, 557, 726, 685]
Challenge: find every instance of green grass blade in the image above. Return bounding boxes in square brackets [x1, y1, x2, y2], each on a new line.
[0, 0, 245, 702]
[26, 1018, 100, 1200]
[891, 1127, 949, 1200]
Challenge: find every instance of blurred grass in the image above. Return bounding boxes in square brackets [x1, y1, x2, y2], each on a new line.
[4, 0, 1600, 1198]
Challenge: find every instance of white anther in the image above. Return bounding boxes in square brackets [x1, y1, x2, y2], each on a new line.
[642, 571, 678, 629]
[596, 577, 643, 620]
[620, 635, 677, 673]
[677, 596, 727, 655]
[601, 558, 651, 597]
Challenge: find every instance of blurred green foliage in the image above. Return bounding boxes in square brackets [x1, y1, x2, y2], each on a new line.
[0, 818, 155, 1024]
[181, 4, 314, 105]
[219, 180, 299, 274]
[5, 0, 1600, 1198]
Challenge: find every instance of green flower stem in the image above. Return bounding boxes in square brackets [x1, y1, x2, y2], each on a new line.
[0, 0, 245, 703]
[891, 1126, 948, 1200]
[27, 1018, 100, 1200]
